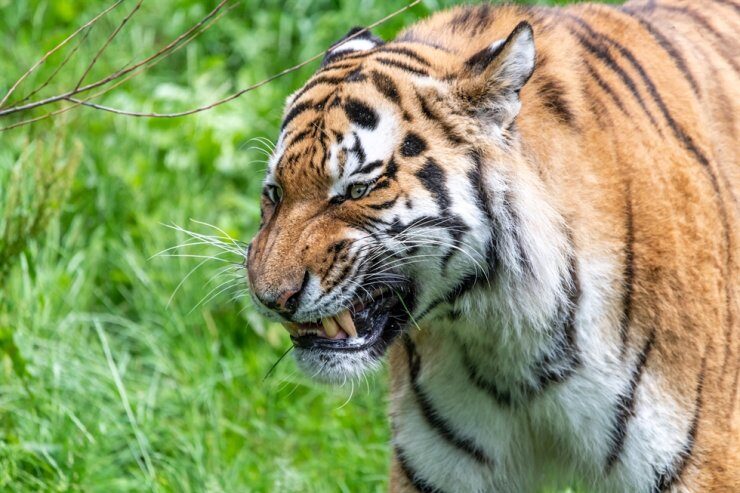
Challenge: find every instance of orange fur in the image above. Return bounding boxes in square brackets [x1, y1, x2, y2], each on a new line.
[247, 1, 739, 490]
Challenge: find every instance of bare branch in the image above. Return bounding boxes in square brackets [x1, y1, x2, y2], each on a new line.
[75, 0, 144, 90]
[15, 27, 94, 106]
[0, 0, 231, 118]
[0, 0, 125, 108]
[0, 2, 231, 133]
[0, 0, 421, 131]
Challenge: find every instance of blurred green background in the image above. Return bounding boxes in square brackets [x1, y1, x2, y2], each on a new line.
[0, 0, 603, 491]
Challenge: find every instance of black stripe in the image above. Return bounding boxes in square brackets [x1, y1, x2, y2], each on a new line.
[462, 255, 580, 406]
[349, 132, 366, 164]
[404, 335, 494, 466]
[566, 20, 661, 130]
[572, 13, 717, 166]
[605, 330, 655, 471]
[460, 343, 513, 407]
[713, 0, 740, 14]
[415, 158, 450, 212]
[395, 447, 445, 493]
[657, 5, 740, 73]
[467, 150, 494, 224]
[620, 182, 635, 356]
[376, 57, 429, 76]
[385, 156, 399, 180]
[284, 128, 313, 148]
[415, 267, 479, 321]
[322, 48, 377, 68]
[470, 4, 493, 35]
[290, 76, 344, 106]
[533, 254, 582, 390]
[345, 67, 366, 82]
[652, 353, 708, 492]
[386, 215, 446, 236]
[415, 90, 466, 144]
[329, 48, 377, 62]
[445, 270, 478, 301]
[377, 46, 431, 66]
[537, 75, 576, 126]
[465, 40, 508, 74]
[372, 178, 390, 192]
[583, 60, 630, 118]
[370, 70, 401, 104]
[368, 197, 398, 210]
[450, 8, 474, 31]
[352, 159, 383, 176]
[468, 150, 497, 275]
[401, 133, 427, 157]
[569, 15, 734, 307]
[281, 101, 313, 131]
[316, 61, 358, 73]
[344, 98, 378, 129]
[440, 215, 471, 272]
[618, 7, 701, 94]
[502, 189, 534, 277]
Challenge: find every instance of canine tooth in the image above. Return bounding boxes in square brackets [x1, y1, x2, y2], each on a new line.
[322, 317, 339, 338]
[336, 310, 357, 338]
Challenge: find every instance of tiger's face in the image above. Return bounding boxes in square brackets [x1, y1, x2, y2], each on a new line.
[247, 23, 535, 383]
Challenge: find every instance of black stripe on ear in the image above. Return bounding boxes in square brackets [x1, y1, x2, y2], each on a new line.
[465, 21, 533, 75]
[465, 38, 507, 74]
[322, 26, 385, 67]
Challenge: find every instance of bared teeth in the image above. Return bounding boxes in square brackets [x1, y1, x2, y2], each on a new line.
[322, 317, 340, 338]
[336, 310, 357, 338]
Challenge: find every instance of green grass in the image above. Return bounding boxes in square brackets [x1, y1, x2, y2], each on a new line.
[0, 1, 602, 491]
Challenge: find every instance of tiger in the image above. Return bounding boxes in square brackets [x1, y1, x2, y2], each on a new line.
[244, 0, 739, 491]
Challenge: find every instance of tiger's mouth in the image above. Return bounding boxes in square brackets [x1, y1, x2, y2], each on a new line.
[285, 287, 412, 352]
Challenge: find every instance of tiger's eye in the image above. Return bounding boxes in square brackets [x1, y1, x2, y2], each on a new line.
[266, 185, 283, 203]
[348, 183, 368, 200]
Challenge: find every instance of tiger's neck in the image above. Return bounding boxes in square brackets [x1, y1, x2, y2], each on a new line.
[407, 140, 579, 397]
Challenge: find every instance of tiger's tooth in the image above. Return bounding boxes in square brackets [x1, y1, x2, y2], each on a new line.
[322, 317, 339, 338]
[336, 310, 357, 338]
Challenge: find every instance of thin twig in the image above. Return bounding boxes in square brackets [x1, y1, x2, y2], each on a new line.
[0, 0, 233, 132]
[263, 345, 294, 381]
[0, 0, 125, 108]
[14, 26, 94, 106]
[69, 2, 237, 101]
[0, 0, 231, 117]
[75, 0, 144, 90]
[56, 0, 422, 119]
[0, 0, 421, 129]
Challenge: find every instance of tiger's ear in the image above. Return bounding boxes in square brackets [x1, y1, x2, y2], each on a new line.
[322, 27, 384, 67]
[455, 22, 535, 128]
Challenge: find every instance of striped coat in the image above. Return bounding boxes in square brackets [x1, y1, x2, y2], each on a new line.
[245, 1, 739, 491]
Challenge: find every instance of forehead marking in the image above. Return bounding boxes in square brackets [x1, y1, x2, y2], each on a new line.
[344, 98, 378, 129]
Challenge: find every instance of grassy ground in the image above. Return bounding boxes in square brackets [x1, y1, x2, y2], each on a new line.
[1, 1, 602, 491]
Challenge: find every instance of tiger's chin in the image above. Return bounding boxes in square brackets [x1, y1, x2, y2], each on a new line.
[288, 287, 412, 384]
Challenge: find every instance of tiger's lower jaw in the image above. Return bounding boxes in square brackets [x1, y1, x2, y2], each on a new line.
[290, 289, 412, 384]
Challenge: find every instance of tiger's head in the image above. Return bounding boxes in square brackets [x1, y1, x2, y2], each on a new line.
[247, 22, 550, 383]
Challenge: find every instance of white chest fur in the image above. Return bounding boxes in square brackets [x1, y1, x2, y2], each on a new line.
[389, 274, 689, 493]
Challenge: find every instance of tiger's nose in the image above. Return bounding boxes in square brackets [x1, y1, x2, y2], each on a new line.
[257, 271, 308, 317]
